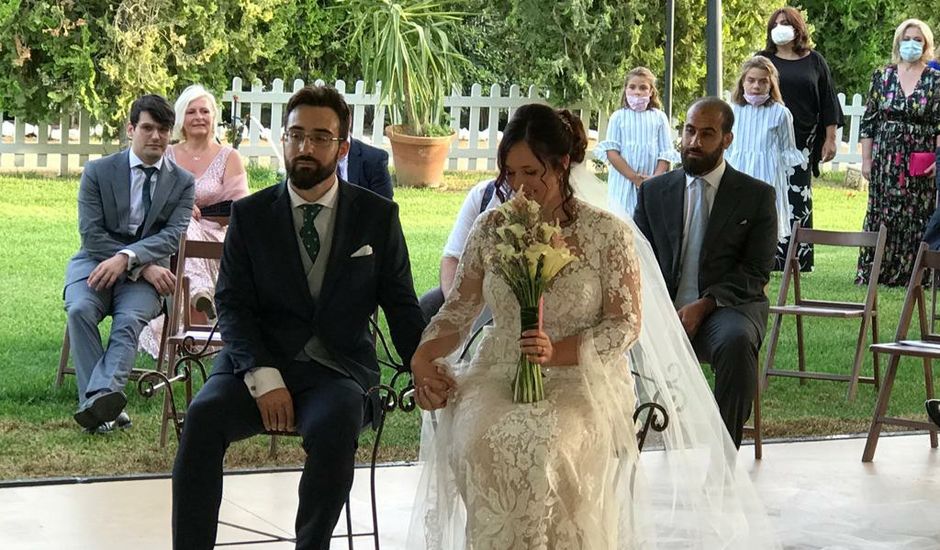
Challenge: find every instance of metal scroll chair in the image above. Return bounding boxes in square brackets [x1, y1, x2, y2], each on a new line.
[763, 222, 887, 401]
[140, 315, 414, 549]
[862, 242, 940, 462]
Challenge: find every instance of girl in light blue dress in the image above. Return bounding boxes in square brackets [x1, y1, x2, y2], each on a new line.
[725, 55, 806, 240]
[595, 67, 679, 217]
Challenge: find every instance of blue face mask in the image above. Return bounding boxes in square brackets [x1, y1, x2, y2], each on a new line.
[900, 39, 924, 62]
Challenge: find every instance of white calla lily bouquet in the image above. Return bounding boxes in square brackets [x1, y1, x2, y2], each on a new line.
[489, 192, 576, 403]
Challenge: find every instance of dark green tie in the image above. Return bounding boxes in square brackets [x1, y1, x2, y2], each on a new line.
[300, 204, 324, 263]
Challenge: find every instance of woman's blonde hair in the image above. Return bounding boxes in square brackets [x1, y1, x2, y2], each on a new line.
[173, 84, 219, 141]
[891, 19, 936, 65]
[730, 56, 783, 106]
[620, 67, 662, 110]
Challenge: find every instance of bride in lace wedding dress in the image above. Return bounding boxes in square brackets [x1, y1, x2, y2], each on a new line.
[408, 104, 779, 549]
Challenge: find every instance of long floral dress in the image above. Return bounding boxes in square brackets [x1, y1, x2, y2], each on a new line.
[856, 65, 940, 286]
[409, 200, 644, 548]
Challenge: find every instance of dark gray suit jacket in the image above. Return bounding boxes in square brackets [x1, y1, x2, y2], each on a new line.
[633, 165, 777, 334]
[65, 149, 195, 288]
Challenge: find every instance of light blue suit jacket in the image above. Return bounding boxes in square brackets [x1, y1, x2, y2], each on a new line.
[65, 149, 195, 288]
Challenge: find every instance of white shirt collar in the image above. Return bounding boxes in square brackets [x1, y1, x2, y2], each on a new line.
[684, 159, 726, 190]
[288, 176, 340, 210]
[128, 149, 165, 171]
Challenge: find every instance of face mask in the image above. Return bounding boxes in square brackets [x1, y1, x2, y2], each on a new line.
[771, 24, 795, 46]
[744, 93, 770, 106]
[899, 40, 924, 62]
[627, 95, 650, 111]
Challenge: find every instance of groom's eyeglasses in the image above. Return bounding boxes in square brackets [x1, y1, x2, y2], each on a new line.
[282, 130, 344, 150]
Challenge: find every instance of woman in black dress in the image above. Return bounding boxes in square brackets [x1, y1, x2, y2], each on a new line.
[760, 7, 844, 272]
[857, 19, 940, 286]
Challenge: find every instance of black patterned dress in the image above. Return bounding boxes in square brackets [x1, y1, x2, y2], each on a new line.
[856, 65, 940, 286]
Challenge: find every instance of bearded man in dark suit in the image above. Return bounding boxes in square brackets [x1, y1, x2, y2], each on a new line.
[634, 97, 777, 448]
[171, 86, 437, 549]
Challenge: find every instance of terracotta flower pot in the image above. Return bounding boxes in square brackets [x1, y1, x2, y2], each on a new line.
[385, 125, 454, 188]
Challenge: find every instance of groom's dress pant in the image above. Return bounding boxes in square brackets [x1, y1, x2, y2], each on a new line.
[172, 362, 366, 550]
[64, 277, 160, 406]
[691, 307, 761, 448]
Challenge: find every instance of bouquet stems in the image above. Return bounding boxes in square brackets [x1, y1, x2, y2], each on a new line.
[512, 303, 545, 403]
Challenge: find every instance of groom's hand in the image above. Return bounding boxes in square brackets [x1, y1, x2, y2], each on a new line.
[256, 388, 295, 432]
[677, 297, 717, 338]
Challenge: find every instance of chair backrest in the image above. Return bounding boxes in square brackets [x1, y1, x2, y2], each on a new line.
[775, 221, 887, 311]
[166, 234, 226, 336]
[897, 242, 940, 343]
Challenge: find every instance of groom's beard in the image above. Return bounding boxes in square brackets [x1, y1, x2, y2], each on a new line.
[288, 154, 339, 189]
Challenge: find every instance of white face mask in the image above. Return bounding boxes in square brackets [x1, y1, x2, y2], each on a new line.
[771, 24, 795, 46]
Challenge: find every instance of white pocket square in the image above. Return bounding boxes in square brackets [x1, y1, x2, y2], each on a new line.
[738, 219, 748, 225]
[351, 244, 373, 258]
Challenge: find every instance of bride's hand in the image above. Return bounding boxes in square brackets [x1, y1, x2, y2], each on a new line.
[520, 329, 553, 365]
[411, 356, 457, 410]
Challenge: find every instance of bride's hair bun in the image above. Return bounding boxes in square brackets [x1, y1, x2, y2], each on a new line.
[555, 109, 587, 164]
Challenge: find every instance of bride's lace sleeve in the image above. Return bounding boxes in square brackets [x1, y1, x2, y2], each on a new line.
[582, 216, 642, 362]
[420, 211, 494, 350]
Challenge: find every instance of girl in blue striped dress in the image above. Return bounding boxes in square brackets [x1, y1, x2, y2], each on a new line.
[595, 67, 679, 216]
[725, 55, 807, 240]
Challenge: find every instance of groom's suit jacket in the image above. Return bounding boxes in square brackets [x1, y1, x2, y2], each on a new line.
[633, 165, 777, 334]
[65, 149, 195, 288]
[212, 179, 425, 400]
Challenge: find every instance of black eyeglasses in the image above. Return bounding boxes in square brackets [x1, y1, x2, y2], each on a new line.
[282, 130, 344, 149]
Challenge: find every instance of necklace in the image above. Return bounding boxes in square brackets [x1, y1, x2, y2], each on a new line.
[185, 144, 211, 161]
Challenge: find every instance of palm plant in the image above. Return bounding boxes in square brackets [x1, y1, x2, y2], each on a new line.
[345, 0, 466, 137]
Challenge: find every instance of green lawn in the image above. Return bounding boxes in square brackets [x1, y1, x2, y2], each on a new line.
[0, 170, 933, 480]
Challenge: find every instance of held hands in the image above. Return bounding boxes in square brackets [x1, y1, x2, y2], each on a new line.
[412, 357, 457, 411]
[677, 297, 717, 339]
[141, 264, 176, 295]
[192, 204, 202, 221]
[87, 253, 129, 291]
[256, 387, 295, 432]
[520, 329, 554, 365]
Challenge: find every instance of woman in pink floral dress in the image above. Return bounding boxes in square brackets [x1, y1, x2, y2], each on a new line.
[138, 85, 250, 359]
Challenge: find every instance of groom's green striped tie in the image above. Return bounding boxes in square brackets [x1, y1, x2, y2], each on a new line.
[300, 204, 324, 263]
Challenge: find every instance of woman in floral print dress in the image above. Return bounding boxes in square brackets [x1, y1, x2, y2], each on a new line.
[857, 19, 940, 286]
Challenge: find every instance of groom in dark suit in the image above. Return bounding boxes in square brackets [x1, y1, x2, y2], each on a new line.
[65, 94, 194, 433]
[171, 86, 427, 549]
[634, 97, 777, 447]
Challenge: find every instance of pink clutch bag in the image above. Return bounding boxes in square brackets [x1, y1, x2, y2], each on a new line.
[910, 152, 936, 177]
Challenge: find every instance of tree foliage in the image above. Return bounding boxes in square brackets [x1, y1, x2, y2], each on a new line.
[800, 1, 939, 97]
[0, 0, 927, 130]
[460, 0, 773, 119]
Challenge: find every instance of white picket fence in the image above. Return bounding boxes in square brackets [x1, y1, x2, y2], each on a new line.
[0, 77, 867, 175]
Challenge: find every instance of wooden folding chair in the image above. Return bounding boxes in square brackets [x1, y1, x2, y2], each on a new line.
[155, 234, 225, 446]
[55, 255, 178, 387]
[862, 242, 940, 462]
[762, 222, 887, 401]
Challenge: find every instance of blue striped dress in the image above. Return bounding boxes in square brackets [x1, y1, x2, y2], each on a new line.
[595, 107, 680, 217]
[725, 102, 807, 240]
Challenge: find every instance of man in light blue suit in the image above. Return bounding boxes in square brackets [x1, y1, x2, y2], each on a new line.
[64, 94, 195, 433]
